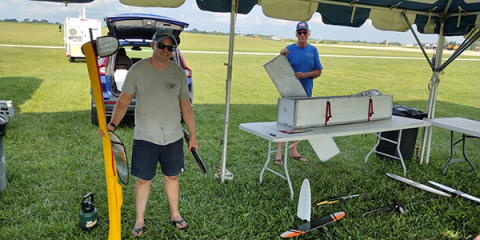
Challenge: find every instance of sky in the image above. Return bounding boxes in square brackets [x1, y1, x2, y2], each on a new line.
[0, 0, 464, 44]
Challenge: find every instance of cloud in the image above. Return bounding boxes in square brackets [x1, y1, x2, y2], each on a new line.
[264, 18, 290, 26]
[310, 13, 323, 24]
[0, 1, 9, 10]
[212, 12, 231, 24]
[363, 19, 373, 26]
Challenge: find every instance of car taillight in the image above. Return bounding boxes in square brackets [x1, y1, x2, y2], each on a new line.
[184, 68, 192, 77]
[98, 57, 106, 75]
[99, 66, 106, 75]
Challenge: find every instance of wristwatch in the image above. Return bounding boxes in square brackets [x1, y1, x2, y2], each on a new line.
[108, 122, 117, 131]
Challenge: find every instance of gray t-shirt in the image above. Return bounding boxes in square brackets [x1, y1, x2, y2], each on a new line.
[122, 58, 190, 145]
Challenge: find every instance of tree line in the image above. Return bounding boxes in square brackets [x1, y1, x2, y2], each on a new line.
[3, 20, 479, 49]
[1, 18, 61, 25]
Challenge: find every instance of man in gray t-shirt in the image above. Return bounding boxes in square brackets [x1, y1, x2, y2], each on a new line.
[98, 28, 197, 236]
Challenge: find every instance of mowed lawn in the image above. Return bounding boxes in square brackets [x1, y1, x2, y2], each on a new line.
[0, 22, 480, 239]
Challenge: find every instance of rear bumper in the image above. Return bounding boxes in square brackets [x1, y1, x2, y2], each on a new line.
[92, 101, 136, 117]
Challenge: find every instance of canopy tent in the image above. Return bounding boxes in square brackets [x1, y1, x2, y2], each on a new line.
[32, 0, 480, 180]
[116, 0, 480, 181]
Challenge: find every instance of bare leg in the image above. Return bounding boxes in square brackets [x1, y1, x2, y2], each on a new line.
[132, 178, 151, 235]
[277, 141, 302, 157]
[164, 175, 188, 228]
[289, 141, 307, 161]
[290, 141, 300, 157]
[276, 142, 283, 160]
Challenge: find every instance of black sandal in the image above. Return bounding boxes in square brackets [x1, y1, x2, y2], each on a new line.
[171, 218, 189, 231]
[131, 226, 146, 237]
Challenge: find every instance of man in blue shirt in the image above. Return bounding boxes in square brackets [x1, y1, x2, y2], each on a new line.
[275, 21, 323, 164]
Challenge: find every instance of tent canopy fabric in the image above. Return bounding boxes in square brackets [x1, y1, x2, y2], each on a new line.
[119, 0, 480, 36]
[115, 0, 480, 181]
[28, 0, 480, 182]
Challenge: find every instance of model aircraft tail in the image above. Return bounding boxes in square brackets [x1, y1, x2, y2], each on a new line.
[297, 179, 311, 222]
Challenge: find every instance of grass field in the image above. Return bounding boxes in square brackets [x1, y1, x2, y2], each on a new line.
[0, 22, 480, 239]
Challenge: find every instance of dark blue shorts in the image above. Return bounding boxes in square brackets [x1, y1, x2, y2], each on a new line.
[131, 138, 184, 180]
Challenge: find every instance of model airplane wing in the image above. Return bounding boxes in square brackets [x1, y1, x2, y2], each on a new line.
[280, 212, 345, 238]
[386, 173, 451, 197]
[428, 181, 480, 204]
[83, 41, 122, 239]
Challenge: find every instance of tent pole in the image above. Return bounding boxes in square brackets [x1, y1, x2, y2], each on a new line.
[220, 0, 237, 183]
[423, 20, 445, 164]
[402, 13, 433, 68]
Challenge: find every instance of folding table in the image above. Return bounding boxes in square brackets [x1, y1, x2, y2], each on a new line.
[239, 116, 431, 200]
[425, 117, 480, 175]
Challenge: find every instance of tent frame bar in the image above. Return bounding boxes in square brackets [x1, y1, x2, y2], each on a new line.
[303, 0, 480, 18]
[402, 13, 433, 68]
[438, 28, 480, 72]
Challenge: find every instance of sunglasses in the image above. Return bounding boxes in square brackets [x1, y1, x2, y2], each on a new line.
[157, 42, 176, 52]
[296, 31, 309, 35]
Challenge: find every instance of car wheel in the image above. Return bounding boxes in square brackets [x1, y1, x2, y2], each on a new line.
[91, 105, 99, 125]
[69, 57, 76, 62]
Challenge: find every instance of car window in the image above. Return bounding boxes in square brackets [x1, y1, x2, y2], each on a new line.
[107, 46, 185, 74]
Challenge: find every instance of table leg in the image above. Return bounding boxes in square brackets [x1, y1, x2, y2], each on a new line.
[365, 131, 406, 176]
[259, 141, 273, 184]
[425, 126, 433, 164]
[259, 140, 294, 200]
[365, 132, 381, 165]
[462, 134, 476, 172]
[442, 131, 456, 175]
[419, 126, 428, 164]
[284, 141, 294, 200]
[442, 132, 476, 175]
[396, 129, 406, 176]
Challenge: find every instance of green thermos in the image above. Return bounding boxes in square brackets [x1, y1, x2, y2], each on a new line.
[80, 192, 98, 230]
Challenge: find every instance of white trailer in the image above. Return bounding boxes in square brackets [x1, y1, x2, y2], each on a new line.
[63, 9, 101, 62]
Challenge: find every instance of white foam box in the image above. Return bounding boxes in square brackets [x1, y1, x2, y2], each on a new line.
[277, 95, 393, 129]
[0, 101, 14, 118]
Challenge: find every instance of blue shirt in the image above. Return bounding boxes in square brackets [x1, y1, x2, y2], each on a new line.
[286, 43, 322, 97]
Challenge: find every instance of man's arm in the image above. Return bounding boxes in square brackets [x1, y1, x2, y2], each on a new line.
[180, 98, 198, 151]
[295, 69, 322, 80]
[97, 91, 134, 137]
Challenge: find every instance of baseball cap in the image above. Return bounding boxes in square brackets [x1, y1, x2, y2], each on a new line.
[296, 22, 309, 31]
[152, 28, 178, 46]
